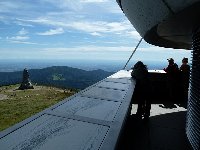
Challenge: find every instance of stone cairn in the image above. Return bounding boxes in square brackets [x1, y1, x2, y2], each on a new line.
[18, 68, 34, 90]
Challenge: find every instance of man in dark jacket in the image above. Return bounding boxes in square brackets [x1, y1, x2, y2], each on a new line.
[131, 61, 150, 120]
[164, 58, 179, 103]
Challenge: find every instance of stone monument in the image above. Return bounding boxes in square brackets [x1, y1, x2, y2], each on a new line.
[18, 68, 34, 90]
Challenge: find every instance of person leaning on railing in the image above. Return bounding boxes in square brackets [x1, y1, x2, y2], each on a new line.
[131, 61, 151, 120]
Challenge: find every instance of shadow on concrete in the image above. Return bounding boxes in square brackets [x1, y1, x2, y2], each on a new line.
[117, 111, 192, 150]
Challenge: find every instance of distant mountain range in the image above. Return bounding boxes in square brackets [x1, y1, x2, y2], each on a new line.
[0, 66, 114, 89]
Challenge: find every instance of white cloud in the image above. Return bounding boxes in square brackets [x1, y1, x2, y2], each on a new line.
[43, 0, 83, 10]
[9, 41, 38, 45]
[68, 21, 134, 34]
[80, 0, 109, 3]
[126, 31, 141, 40]
[20, 17, 135, 36]
[0, 44, 191, 60]
[41, 45, 134, 53]
[7, 36, 29, 41]
[70, 21, 109, 32]
[7, 0, 128, 38]
[40, 45, 191, 54]
[5, 27, 33, 44]
[37, 28, 64, 35]
[18, 28, 28, 35]
[14, 21, 34, 27]
[90, 32, 102, 36]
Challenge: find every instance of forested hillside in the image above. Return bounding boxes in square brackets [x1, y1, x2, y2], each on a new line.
[0, 66, 113, 89]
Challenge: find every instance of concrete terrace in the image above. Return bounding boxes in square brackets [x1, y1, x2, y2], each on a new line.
[117, 102, 192, 150]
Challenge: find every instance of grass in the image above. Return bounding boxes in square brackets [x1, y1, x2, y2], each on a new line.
[0, 84, 76, 131]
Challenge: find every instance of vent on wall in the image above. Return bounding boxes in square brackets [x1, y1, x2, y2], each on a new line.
[186, 31, 200, 150]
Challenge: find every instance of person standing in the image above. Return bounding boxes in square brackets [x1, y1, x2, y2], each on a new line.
[131, 61, 150, 120]
[180, 57, 190, 103]
[164, 58, 180, 103]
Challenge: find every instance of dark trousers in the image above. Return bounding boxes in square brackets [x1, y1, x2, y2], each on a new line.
[133, 81, 151, 117]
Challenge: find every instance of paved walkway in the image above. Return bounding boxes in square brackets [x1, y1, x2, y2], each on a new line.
[117, 103, 192, 150]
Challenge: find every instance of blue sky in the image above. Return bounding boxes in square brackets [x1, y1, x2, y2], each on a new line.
[0, 0, 191, 63]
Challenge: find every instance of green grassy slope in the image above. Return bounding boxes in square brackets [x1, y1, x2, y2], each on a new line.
[0, 84, 76, 131]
